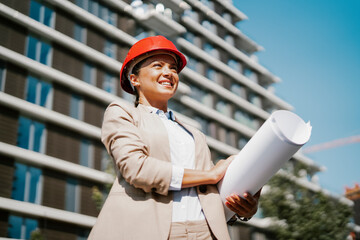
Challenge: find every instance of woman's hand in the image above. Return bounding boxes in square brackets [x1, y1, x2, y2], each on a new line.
[225, 188, 262, 218]
[181, 155, 235, 188]
[208, 155, 235, 184]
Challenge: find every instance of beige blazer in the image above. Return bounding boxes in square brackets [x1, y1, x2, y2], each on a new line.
[88, 102, 230, 240]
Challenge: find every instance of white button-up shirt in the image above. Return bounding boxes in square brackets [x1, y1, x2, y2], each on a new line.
[147, 106, 205, 222]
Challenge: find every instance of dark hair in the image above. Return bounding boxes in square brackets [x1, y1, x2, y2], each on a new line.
[131, 59, 146, 107]
[134, 88, 140, 107]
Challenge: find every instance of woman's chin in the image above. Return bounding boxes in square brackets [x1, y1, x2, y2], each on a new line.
[157, 86, 176, 96]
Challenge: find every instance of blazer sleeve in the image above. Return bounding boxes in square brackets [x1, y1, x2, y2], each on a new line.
[101, 102, 172, 196]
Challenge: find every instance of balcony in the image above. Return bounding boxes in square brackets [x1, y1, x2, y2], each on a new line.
[181, 67, 270, 120]
[181, 15, 280, 84]
[105, 0, 187, 36]
[183, 0, 261, 53]
[176, 38, 293, 110]
[212, 0, 248, 22]
[133, 8, 186, 36]
[156, 0, 190, 14]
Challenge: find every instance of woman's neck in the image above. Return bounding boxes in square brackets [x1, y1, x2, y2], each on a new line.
[139, 96, 168, 112]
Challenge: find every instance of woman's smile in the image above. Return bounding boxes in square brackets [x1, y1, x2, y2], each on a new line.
[158, 79, 173, 87]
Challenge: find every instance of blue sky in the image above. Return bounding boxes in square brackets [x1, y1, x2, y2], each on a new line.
[233, 0, 360, 195]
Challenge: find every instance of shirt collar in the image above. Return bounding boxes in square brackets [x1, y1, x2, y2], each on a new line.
[145, 105, 176, 121]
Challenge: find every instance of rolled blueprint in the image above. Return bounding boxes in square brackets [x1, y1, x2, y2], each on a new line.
[218, 110, 312, 220]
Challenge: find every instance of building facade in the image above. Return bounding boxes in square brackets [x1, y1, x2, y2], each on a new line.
[0, 0, 350, 239]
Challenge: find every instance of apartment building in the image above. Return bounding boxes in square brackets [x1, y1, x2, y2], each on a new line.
[0, 0, 338, 239]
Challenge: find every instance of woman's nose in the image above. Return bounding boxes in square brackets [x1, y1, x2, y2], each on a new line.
[162, 65, 173, 76]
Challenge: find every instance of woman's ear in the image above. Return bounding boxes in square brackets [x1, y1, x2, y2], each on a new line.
[129, 74, 140, 87]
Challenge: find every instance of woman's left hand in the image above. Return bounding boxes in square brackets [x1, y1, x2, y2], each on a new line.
[225, 188, 262, 218]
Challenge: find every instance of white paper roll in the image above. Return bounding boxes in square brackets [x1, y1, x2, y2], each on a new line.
[218, 110, 312, 220]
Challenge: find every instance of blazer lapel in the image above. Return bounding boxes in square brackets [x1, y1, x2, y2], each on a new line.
[136, 104, 172, 163]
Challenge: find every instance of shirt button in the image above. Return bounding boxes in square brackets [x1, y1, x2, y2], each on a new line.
[199, 185, 207, 193]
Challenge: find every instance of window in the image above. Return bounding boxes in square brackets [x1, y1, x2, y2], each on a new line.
[89, 0, 99, 16]
[134, 31, 149, 41]
[26, 76, 53, 108]
[75, 0, 89, 10]
[234, 110, 257, 129]
[26, 35, 52, 66]
[83, 63, 96, 85]
[238, 137, 248, 149]
[0, 61, 5, 91]
[194, 116, 209, 135]
[122, 90, 134, 103]
[225, 129, 236, 147]
[65, 178, 80, 212]
[17, 116, 46, 153]
[76, 0, 116, 26]
[190, 85, 205, 103]
[234, 110, 252, 126]
[244, 68, 258, 83]
[222, 12, 232, 23]
[103, 73, 117, 94]
[228, 59, 242, 73]
[208, 121, 218, 140]
[202, 20, 216, 34]
[80, 139, 94, 168]
[101, 149, 113, 173]
[7, 215, 38, 239]
[70, 94, 84, 120]
[74, 23, 87, 43]
[215, 101, 231, 117]
[11, 163, 42, 204]
[104, 40, 116, 59]
[184, 32, 195, 44]
[200, 0, 214, 10]
[206, 68, 218, 82]
[249, 92, 262, 108]
[217, 126, 227, 143]
[29, 0, 54, 27]
[201, 93, 214, 108]
[168, 99, 188, 114]
[187, 57, 200, 72]
[230, 83, 247, 99]
[100, 5, 116, 26]
[203, 43, 219, 58]
[224, 35, 234, 45]
[183, 9, 199, 22]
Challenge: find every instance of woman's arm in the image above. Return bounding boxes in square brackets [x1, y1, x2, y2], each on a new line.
[102, 103, 173, 195]
[181, 156, 234, 188]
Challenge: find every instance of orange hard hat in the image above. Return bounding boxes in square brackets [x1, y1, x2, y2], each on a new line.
[120, 35, 187, 94]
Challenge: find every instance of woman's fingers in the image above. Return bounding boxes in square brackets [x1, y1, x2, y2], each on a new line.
[225, 192, 259, 218]
[225, 198, 249, 216]
[226, 194, 250, 212]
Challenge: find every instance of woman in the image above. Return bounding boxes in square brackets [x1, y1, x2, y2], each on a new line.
[89, 36, 260, 240]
